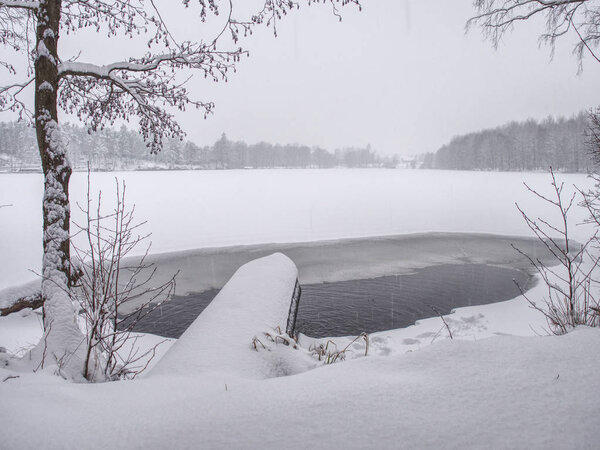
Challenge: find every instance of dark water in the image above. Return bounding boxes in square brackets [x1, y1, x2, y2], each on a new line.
[296, 264, 531, 337]
[125, 288, 220, 339]
[128, 263, 532, 339]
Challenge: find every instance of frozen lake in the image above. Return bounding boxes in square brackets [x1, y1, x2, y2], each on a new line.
[0, 169, 593, 290]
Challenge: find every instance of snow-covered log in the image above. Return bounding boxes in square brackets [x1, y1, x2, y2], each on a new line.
[151, 253, 300, 379]
[0, 281, 42, 315]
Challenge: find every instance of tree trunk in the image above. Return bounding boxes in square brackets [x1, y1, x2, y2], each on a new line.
[33, 0, 85, 379]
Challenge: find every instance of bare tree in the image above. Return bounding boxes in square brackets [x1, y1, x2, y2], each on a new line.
[0, 0, 360, 378]
[469, 2, 600, 162]
[587, 107, 600, 164]
[469, 0, 600, 70]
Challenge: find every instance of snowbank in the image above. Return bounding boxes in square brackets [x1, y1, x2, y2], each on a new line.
[0, 306, 174, 374]
[151, 253, 303, 379]
[0, 308, 43, 356]
[1, 327, 598, 449]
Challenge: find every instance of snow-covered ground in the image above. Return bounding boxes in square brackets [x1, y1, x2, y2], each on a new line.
[1, 169, 599, 448]
[1, 260, 599, 449]
[0, 169, 594, 289]
[5, 329, 598, 449]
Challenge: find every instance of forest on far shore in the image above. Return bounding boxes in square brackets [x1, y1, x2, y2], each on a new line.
[421, 113, 593, 172]
[0, 122, 398, 171]
[2, 113, 594, 173]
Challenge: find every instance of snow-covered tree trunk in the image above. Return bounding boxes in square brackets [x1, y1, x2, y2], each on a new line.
[33, 0, 85, 379]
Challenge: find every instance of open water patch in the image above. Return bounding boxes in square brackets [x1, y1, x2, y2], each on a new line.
[128, 263, 532, 339]
[295, 263, 531, 337]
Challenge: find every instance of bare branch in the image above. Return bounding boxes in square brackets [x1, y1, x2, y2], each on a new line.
[514, 167, 600, 334]
[0, 76, 34, 121]
[0, 1, 39, 10]
[469, 0, 600, 71]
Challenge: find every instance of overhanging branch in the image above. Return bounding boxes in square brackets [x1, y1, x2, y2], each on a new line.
[0, 0, 39, 10]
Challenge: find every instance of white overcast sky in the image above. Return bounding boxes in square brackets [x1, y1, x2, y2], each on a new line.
[4, 0, 600, 156]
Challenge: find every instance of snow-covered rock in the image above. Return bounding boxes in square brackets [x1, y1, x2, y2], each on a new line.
[151, 253, 303, 379]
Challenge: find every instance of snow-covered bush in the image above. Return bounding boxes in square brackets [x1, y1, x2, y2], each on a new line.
[67, 174, 176, 381]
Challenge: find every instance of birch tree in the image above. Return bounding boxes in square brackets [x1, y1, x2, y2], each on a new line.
[0, 0, 359, 380]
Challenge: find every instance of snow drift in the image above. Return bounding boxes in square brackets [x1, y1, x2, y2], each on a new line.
[1, 327, 598, 449]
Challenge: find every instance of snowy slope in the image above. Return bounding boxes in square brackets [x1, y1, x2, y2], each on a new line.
[1, 328, 598, 449]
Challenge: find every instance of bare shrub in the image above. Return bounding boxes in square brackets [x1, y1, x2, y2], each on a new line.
[252, 326, 300, 352]
[68, 172, 177, 381]
[251, 327, 369, 366]
[428, 304, 454, 340]
[309, 332, 369, 364]
[514, 168, 600, 334]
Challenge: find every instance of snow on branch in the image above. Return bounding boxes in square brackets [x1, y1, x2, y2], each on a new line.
[58, 43, 245, 153]
[0, 1, 39, 10]
[58, 44, 243, 78]
[53, 1, 361, 152]
[1, 0, 361, 152]
[60, 0, 165, 44]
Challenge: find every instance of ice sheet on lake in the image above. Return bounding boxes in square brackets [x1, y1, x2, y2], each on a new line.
[0, 169, 593, 289]
[119, 231, 556, 313]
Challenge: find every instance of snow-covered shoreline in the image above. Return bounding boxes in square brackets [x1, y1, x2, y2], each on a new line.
[0, 229, 569, 361]
[1, 246, 599, 448]
[1, 306, 598, 449]
[2, 231, 552, 315]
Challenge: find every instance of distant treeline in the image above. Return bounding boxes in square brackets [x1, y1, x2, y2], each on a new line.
[0, 122, 398, 171]
[421, 113, 594, 172]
